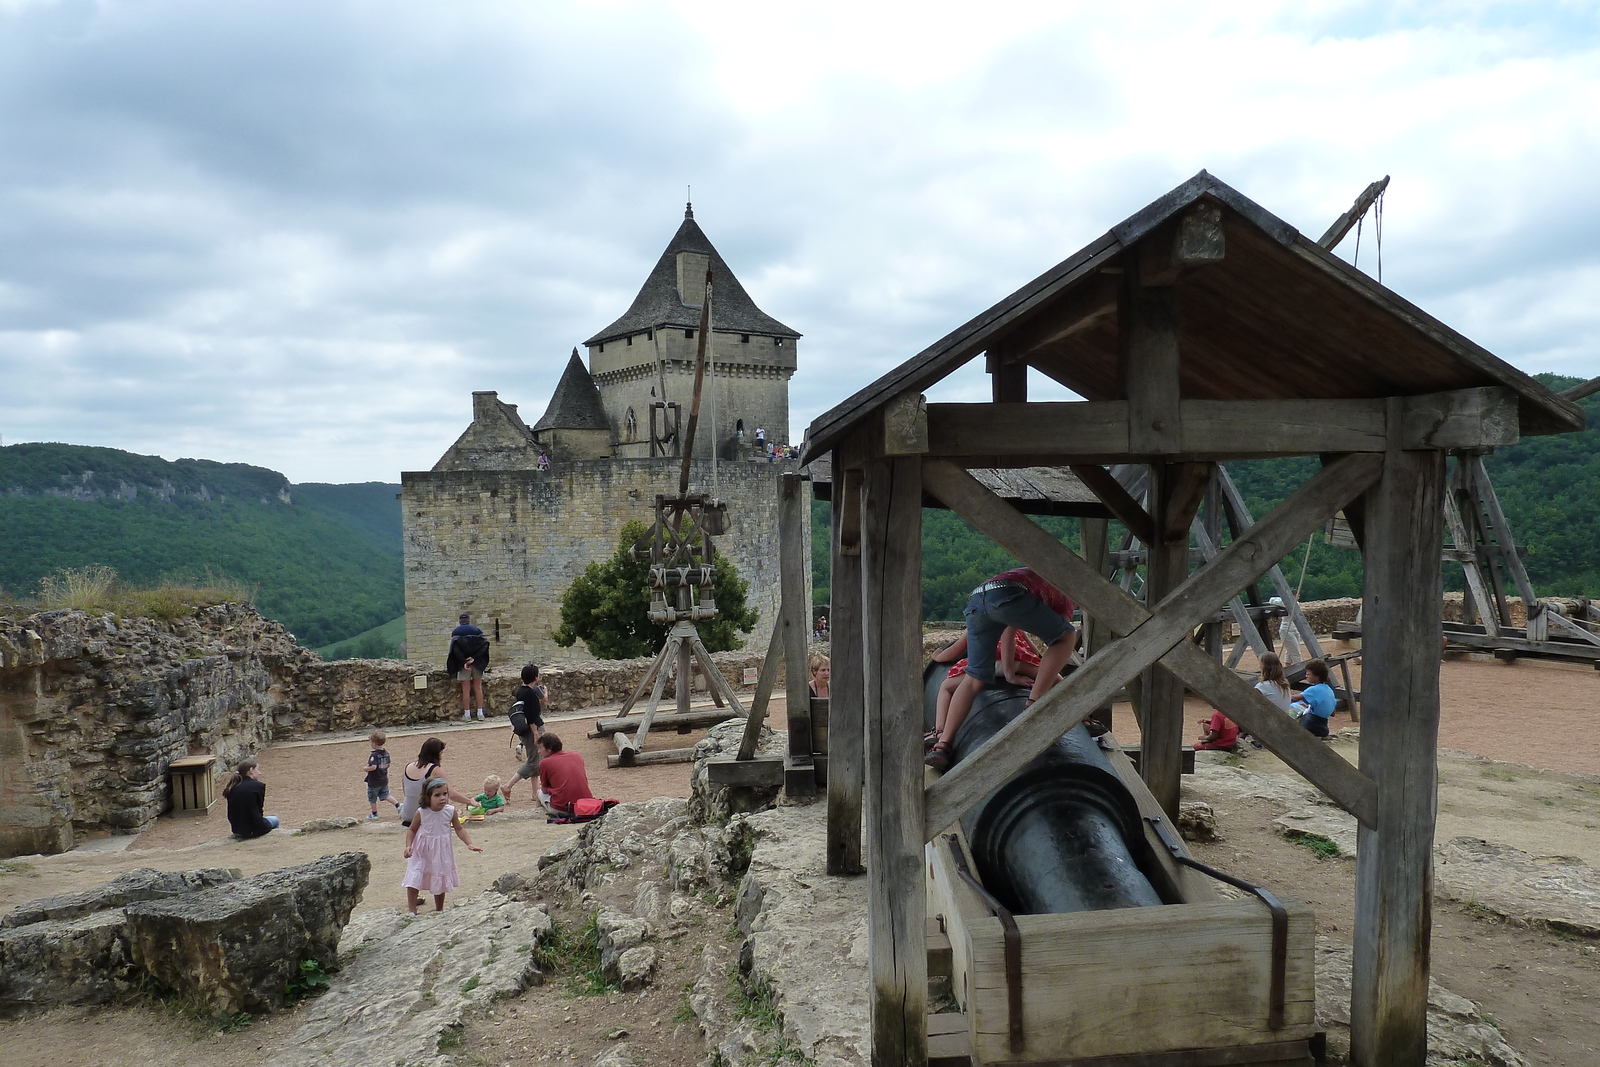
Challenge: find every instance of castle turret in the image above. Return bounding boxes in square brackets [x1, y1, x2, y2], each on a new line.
[431, 390, 541, 471]
[584, 203, 800, 459]
[532, 349, 614, 460]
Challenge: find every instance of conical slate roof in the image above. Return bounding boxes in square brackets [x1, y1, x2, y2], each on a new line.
[533, 349, 611, 432]
[584, 206, 801, 347]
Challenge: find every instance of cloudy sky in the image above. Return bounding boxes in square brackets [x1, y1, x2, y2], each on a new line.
[1, 1, 1597, 483]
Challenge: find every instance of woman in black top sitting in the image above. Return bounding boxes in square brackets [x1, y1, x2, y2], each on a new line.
[222, 758, 280, 839]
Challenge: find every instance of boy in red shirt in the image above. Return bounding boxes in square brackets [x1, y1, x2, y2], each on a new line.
[1194, 709, 1239, 751]
[535, 733, 594, 815]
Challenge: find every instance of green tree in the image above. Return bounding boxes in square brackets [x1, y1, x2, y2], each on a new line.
[553, 520, 758, 659]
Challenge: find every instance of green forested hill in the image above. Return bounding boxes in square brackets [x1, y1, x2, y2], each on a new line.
[812, 372, 1600, 616]
[0, 443, 401, 647]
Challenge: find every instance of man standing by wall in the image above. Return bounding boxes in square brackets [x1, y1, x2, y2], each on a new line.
[447, 613, 490, 722]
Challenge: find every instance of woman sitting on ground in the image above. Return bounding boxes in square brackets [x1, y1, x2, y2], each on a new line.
[399, 737, 475, 827]
[222, 759, 279, 839]
[1253, 651, 1296, 714]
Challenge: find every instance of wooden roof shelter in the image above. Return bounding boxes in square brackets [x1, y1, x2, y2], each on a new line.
[800, 172, 1584, 1067]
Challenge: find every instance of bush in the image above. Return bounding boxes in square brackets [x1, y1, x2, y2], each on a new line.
[34, 566, 256, 621]
[553, 520, 757, 659]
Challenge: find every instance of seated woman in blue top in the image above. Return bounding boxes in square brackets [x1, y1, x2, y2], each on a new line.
[1292, 659, 1338, 737]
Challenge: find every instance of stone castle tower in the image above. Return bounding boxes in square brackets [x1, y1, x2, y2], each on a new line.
[401, 206, 802, 665]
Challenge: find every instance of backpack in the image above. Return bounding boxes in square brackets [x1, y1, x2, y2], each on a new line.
[508, 701, 532, 737]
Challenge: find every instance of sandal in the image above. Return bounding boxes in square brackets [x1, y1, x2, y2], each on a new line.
[924, 740, 953, 772]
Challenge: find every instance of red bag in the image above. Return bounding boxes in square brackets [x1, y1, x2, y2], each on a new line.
[572, 797, 608, 817]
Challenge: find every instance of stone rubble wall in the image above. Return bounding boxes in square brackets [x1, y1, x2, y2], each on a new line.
[0, 604, 313, 857]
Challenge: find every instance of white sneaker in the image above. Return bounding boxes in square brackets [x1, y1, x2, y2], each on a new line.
[476, 709, 486, 721]
[461, 710, 472, 722]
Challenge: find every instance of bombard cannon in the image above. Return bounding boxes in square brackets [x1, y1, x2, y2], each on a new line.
[923, 660, 1322, 1065]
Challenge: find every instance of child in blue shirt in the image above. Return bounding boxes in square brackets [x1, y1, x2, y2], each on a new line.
[1293, 659, 1338, 738]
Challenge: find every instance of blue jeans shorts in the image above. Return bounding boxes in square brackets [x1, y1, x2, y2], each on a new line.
[367, 783, 391, 804]
[962, 583, 1073, 685]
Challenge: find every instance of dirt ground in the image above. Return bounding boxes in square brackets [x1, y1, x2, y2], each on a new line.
[3, 659, 1599, 1066]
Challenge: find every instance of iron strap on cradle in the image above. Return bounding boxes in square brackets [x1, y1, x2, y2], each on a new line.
[1146, 814, 1290, 1031]
[945, 835, 1027, 1054]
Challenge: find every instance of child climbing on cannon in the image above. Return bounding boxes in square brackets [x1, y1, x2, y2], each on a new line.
[924, 627, 1041, 751]
[925, 567, 1076, 772]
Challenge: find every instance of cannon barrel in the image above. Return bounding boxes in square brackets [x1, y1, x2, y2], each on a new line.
[924, 662, 1167, 915]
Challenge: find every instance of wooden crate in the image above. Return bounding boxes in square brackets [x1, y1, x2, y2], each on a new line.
[926, 733, 1317, 1065]
[168, 754, 218, 817]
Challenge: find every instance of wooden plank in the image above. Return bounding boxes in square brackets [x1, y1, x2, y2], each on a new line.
[1216, 466, 1327, 663]
[605, 747, 696, 769]
[828, 448, 866, 875]
[1069, 464, 1156, 546]
[923, 391, 1520, 461]
[737, 606, 788, 761]
[920, 454, 1383, 837]
[1546, 610, 1600, 648]
[1142, 462, 1199, 818]
[883, 390, 930, 456]
[1191, 519, 1271, 661]
[780, 473, 815, 795]
[1123, 278, 1182, 453]
[618, 638, 673, 717]
[1441, 487, 1499, 639]
[862, 454, 928, 1064]
[1079, 517, 1111, 658]
[689, 636, 747, 718]
[965, 900, 1316, 1063]
[1318, 175, 1390, 251]
[613, 731, 638, 766]
[590, 707, 738, 738]
[1469, 455, 1539, 611]
[989, 344, 1028, 403]
[1351, 439, 1445, 1067]
[706, 756, 785, 787]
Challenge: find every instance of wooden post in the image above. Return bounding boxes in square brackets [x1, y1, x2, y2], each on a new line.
[862, 454, 926, 1066]
[1351, 431, 1445, 1067]
[780, 472, 816, 796]
[1141, 461, 1199, 819]
[1202, 469, 1223, 661]
[1080, 517, 1110, 658]
[828, 449, 865, 875]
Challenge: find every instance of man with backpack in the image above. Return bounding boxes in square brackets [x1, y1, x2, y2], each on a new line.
[504, 664, 547, 799]
[446, 612, 492, 722]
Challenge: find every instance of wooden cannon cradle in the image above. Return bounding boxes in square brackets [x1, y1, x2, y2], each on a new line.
[796, 172, 1587, 1066]
[926, 736, 1318, 1066]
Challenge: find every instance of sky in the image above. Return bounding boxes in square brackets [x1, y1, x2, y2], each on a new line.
[1, 0, 1597, 483]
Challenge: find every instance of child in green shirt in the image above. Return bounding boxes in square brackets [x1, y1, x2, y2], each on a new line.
[474, 774, 508, 814]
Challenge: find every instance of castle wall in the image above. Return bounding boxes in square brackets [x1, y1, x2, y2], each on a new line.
[401, 458, 802, 667]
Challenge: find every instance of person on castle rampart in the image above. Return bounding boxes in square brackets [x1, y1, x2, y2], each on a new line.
[536, 452, 550, 471]
[926, 568, 1077, 772]
[447, 612, 490, 721]
[755, 426, 765, 448]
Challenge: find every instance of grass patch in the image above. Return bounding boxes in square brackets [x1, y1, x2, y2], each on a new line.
[732, 972, 783, 1032]
[437, 1024, 464, 1051]
[1290, 833, 1341, 860]
[529, 914, 616, 996]
[1479, 767, 1519, 782]
[459, 974, 480, 995]
[0, 859, 38, 876]
[34, 566, 257, 622]
[1462, 899, 1504, 924]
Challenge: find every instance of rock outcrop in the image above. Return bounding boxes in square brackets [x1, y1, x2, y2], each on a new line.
[0, 863, 242, 1012]
[266, 894, 551, 1067]
[125, 850, 370, 1015]
[0, 604, 311, 856]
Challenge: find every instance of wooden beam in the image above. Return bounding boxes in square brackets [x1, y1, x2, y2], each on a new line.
[992, 272, 1119, 362]
[1079, 517, 1111, 658]
[780, 473, 816, 796]
[988, 345, 1027, 403]
[827, 440, 867, 875]
[590, 707, 737, 738]
[862, 454, 927, 1064]
[924, 389, 1518, 460]
[1139, 202, 1227, 286]
[1159, 461, 1212, 544]
[1141, 462, 1198, 817]
[1069, 464, 1156, 546]
[606, 747, 695, 769]
[1561, 374, 1600, 402]
[1215, 466, 1328, 663]
[1318, 175, 1391, 251]
[920, 453, 1383, 836]
[707, 756, 785, 787]
[1351, 442, 1445, 1067]
[1441, 486, 1499, 639]
[1122, 279, 1181, 453]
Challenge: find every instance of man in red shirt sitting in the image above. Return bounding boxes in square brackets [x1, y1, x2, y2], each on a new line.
[1194, 709, 1240, 751]
[535, 733, 594, 815]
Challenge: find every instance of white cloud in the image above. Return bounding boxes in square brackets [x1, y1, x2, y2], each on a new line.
[0, 0, 1597, 479]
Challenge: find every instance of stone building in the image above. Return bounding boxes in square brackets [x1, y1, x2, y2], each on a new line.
[402, 205, 803, 665]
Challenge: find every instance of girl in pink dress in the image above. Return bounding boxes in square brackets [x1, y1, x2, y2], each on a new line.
[403, 778, 483, 913]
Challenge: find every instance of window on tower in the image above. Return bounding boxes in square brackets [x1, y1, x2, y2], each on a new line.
[626, 335, 633, 346]
[685, 329, 695, 339]
[740, 334, 750, 343]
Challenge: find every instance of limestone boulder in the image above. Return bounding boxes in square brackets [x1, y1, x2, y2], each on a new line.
[125, 850, 370, 1014]
[294, 817, 359, 834]
[0, 910, 134, 1011]
[266, 894, 551, 1067]
[1435, 836, 1600, 938]
[0, 865, 241, 928]
[596, 905, 653, 987]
